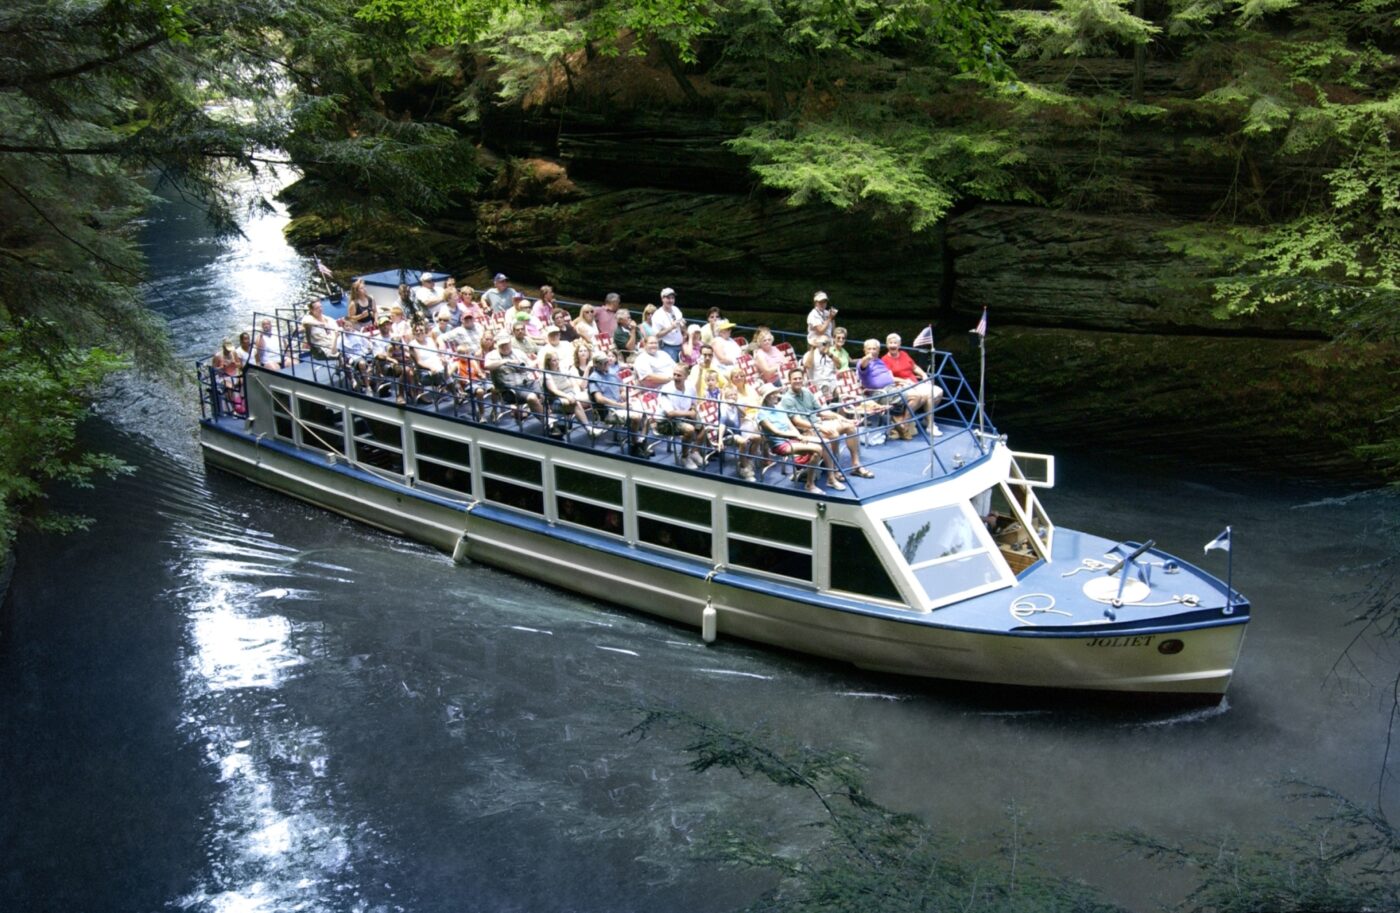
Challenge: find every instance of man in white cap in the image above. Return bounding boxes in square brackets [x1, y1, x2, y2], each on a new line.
[540, 322, 574, 370]
[650, 287, 685, 360]
[413, 274, 446, 312]
[807, 291, 837, 346]
[483, 272, 517, 314]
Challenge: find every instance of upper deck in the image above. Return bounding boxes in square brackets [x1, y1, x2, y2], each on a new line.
[207, 300, 1001, 506]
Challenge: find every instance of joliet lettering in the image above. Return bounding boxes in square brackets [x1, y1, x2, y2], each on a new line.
[1087, 636, 1155, 648]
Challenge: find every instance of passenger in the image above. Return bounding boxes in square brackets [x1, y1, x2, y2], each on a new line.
[453, 285, 480, 326]
[235, 332, 253, 367]
[656, 364, 702, 468]
[551, 307, 581, 343]
[612, 308, 639, 355]
[680, 324, 704, 366]
[410, 322, 449, 389]
[529, 288, 556, 337]
[802, 334, 839, 400]
[571, 340, 593, 379]
[339, 319, 374, 389]
[631, 335, 677, 389]
[699, 306, 723, 344]
[370, 317, 408, 403]
[439, 310, 482, 354]
[503, 292, 533, 328]
[588, 352, 653, 457]
[254, 317, 285, 370]
[596, 292, 621, 341]
[486, 336, 544, 419]
[413, 274, 445, 314]
[686, 344, 729, 398]
[509, 314, 540, 362]
[483, 272, 517, 314]
[722, 372, 763, 480]
[573, 303, 601, 348]
[432, 312, 454, 347]
[539, 323, 575, 371]
[882, 332, 942, 436]
[650, 288, 685, 360]
[638, 303, 658, 341]
[831, 327, 851, 371]
[301, 299, 339, 359]
[758, 388, 840, 494]
[779, 368, 871, 479]
[858, 338, 918, 439]
[807, 291, 837, 346]
[710, 319, 740, 372]
[540, 351, 597, 437]
[388, 303, 411, 340]
[347, 278, 373, 328]
[751, 328, 785, 386]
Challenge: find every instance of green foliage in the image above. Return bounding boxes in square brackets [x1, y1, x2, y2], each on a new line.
[1008, 0, 1158, 58]
[0, 327, 132, 554]
[1117, 783, 1400, 913]
[629, 709, 1122, 913]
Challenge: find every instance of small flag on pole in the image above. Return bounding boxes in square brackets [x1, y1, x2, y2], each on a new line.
[912, 325, 933, 349]
[1204, 527, 1231, 554]
[973, 308, 987, 338]
[314, 256, 334, 280]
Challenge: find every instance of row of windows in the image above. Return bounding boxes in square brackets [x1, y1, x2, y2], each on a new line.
[270, 390, 899, 602]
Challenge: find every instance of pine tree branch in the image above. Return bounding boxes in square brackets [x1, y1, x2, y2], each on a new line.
[0, 32, 169, 90]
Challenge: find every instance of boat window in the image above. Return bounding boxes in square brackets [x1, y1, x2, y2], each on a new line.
[481, 448, 543, 485]
[351, 414, 403, 475]
[727, 505, 811, 548]
[294, 395, 345, 455]
[481, 447, 543, 514]
[271, 390, 293, 441]
[556, 466, 623, 505]
[636, 484, 711, 560]
[636, 485, 709, 526]
[414, 431, 472, 468]
[726, 505, 813, 582]
[828, 524, 903, 602]
[884, 505, 1003, 605]
[413, 430, 472, 496]
[554, 465, 624, 539]
[974, 483, 1039, 574]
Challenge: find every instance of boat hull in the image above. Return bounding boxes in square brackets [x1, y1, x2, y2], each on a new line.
[201, 423, 1245, 696]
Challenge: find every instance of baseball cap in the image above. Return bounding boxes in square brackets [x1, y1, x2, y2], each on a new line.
[493, 272, 508, 282]
[660, 287, 675, 298]
[813, 291, 829, 302]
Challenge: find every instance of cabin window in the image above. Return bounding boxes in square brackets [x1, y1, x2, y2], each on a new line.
[351, 413, 403, 475]
[294, 395, 345, 455]
[636, 484, 711, 559]
[828, 524, 903, 602]
[271, 390, 294, 441]
[481, 447, 543, 515]
[413, 430, 472, 496]
[554, 465, 624, 538]
[884, 505, 1002, 605]
[726, 505, 813, 581]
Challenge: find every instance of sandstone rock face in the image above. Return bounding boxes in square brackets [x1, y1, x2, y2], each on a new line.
[946, 205, 1304, 336]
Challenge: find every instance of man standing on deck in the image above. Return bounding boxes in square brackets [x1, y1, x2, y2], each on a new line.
[807, 291, 838, 347]
[651, 288, 685, 361]
[483, 273, 517, 314]
[596, 292, 621, 342]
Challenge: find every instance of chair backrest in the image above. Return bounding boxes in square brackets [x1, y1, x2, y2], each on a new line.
[837, 368, 863, 404]
[696, 397, 719, 426]
[736, 353, 759, 387]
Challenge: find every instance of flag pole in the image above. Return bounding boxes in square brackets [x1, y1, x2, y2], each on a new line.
[1224, 525, 1234, 615]
[976, 308, 987, 437]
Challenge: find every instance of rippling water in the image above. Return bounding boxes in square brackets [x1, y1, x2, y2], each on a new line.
[2, 185, 1398, 913]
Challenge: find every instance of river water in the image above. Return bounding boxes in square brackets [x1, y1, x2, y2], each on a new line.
[2, 189, 1398, 913]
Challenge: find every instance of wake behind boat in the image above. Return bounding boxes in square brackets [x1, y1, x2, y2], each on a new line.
[198, 270, 1249, 696]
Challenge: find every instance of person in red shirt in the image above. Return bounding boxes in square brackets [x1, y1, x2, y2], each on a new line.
[881, 332, 943, 437]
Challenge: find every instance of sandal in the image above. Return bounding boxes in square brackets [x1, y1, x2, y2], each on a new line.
[851, 467, 875, 479]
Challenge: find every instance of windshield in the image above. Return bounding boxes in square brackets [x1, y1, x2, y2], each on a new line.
[883, 505, 1004, 606]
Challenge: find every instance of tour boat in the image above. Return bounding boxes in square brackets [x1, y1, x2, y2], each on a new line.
[199, 273, 1249, 696]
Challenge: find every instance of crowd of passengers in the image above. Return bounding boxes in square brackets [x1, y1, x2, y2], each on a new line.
[215, 272, 945, 494]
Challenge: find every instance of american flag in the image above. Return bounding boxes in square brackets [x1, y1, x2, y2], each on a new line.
[314, 256, 334, 280]
[973, 308, 987, 337]
[912, 325, 933, 349]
